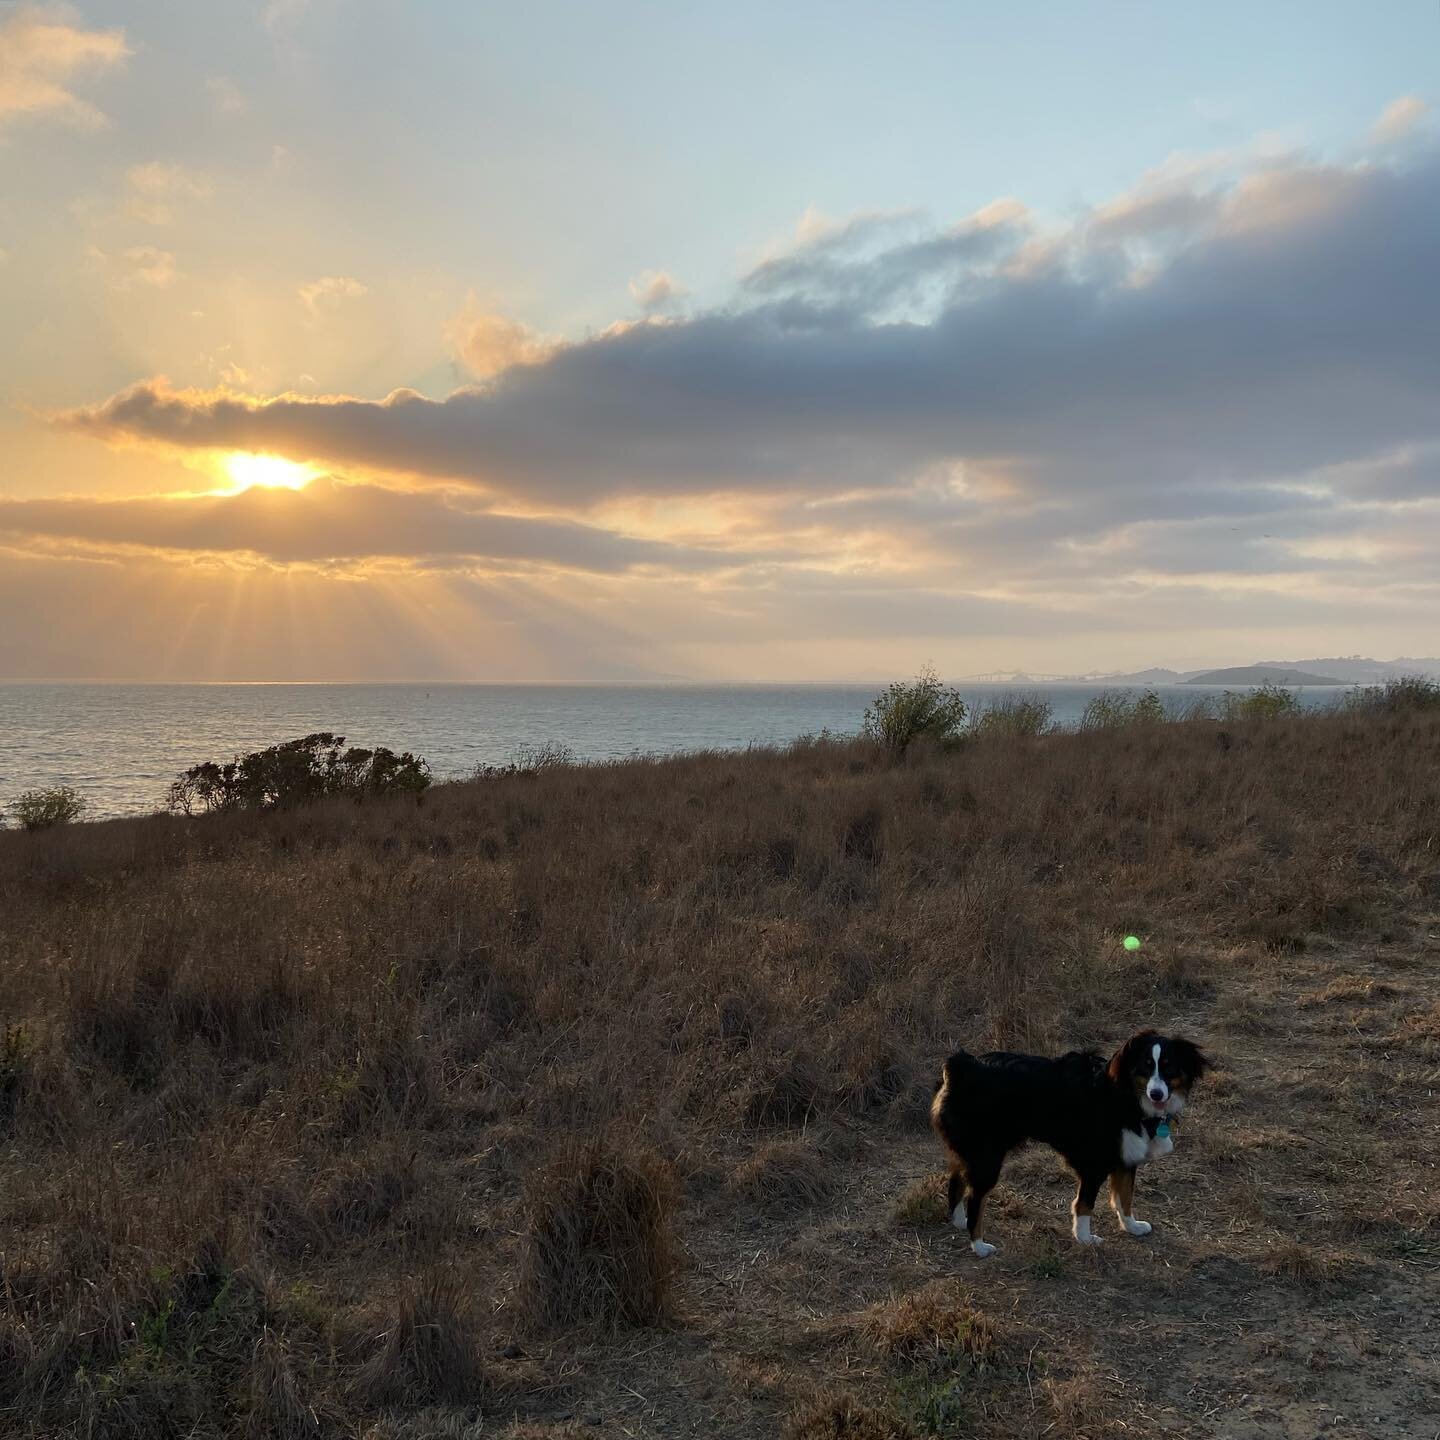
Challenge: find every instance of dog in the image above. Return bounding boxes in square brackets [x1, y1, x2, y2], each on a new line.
[929, 1030, 1208, 1256]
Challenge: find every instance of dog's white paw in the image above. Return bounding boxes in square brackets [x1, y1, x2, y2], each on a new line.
[1075, 1231, 1103, 1246]
[1072, 1215, 1102, 1246]
[971, 1239, 997, 1258]
[1122, 1217, 1152, 1237]
[950, 1202, 968, 1231]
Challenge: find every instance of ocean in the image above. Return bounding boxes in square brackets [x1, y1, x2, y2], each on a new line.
[0, 681, 1352, 821]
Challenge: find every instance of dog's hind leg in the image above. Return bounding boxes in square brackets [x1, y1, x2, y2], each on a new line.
[1109, 1167, 1151, 1237]
[1072, 1171, 1104, 1245]
[946, 1166, 967, 1232]
[963, 1154, 1002, 1258]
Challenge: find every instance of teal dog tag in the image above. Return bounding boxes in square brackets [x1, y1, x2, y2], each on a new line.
[1156, 1122, 1171, 1139]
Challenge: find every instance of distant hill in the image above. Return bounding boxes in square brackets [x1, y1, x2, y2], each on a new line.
[1184, 665, 1344, 686]
[974, 657, 1440, 687]
[1258, 656, 1440, 684]
[1088, 667, 1189, 685]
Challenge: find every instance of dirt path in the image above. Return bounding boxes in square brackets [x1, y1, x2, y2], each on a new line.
[489, 925, 1440, 1440]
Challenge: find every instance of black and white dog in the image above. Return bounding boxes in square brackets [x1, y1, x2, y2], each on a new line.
[929, 1030, 1208, 1255]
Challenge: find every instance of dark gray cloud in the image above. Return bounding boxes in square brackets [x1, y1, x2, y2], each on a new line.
[0, 479, 746, 572]
[58, 144, 1440, 524]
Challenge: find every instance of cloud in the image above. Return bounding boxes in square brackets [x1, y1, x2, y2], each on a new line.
[629, 269, 687, 314]
[447, 296, 559, 379]
[51, 134, 1440, 661]
[0, 8, 129, 132]
[298, 274, 368, 315]
[0, 477, 746, 573]
[206, 76, 246, 114]
[262, 0, 313, 36]
[1372, 95, 1429, 144]
[63, 142, 1440, 511]
[87, 244, 177, 289]
[125, 162, 214, 225]
[741, 200, 1022, 313]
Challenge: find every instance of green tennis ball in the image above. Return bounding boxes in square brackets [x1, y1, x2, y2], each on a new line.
[1123, 935, 1142, 952]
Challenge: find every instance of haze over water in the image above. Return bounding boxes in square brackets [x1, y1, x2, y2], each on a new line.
[0, 682, 1350, 820]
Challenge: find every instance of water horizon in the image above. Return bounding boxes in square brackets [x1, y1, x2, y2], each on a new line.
[1, 680, 1354, 821]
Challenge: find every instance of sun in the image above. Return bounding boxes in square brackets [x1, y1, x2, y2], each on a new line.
[220, 452, 316, 493]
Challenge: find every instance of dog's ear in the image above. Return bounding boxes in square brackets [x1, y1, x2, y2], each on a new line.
[1167, 1037, 1210, 1084]
[1105, 1029, 1158, 1083]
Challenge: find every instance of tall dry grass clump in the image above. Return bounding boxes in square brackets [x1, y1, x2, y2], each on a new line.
[518, 1137, 679, 1333]
[354, 1272, 486, 1409]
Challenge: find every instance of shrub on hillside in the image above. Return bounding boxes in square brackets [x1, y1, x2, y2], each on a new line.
[1344, 676, 1440, 715]
[1218, 684, 1301, 722]
[167, 733, 430, 813]
[8, 785, 87, 831]
[967, 693, 1053, 738]
[1078, 689, 1165, 730]
[862, 668, 967, 756]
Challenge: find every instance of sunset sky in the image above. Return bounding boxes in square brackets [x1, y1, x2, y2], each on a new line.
[2, 1, 1437, 681]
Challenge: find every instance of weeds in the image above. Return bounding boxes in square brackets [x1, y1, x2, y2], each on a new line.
[967, 693, 1053, 738]
[1078, 689, 1165, 729]
[1344, 675, 1440, 714]
[1217, 684, 1301, 721]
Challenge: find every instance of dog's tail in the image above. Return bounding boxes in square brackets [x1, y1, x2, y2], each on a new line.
[931, 1049, 977, 1106]
[935, 1049, 979, 1090]
[930, 1049, 977, 1138]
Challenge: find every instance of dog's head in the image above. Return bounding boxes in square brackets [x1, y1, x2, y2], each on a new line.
[1106, 1030, 1209, 1117]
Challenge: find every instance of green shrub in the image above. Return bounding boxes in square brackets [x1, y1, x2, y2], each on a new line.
[967, 693, 1053, 738]
[1218, 684, 1300, 722]
[1344, 676, 1440, 715]
[862, 668, 967, 756]
[1078, 689, 1165, 730]
[9, 785, 87, 831]
[167, 732, 430, 813]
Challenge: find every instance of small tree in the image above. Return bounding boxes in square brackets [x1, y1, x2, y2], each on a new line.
[862, 668, 967, 757]
[10, 785, 87, 832]
[168, 733, 430, 814]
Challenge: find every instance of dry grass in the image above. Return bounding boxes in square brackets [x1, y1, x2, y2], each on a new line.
[354, 1272, 486, 1409]
[517, 1137, 679, 1334]
[862, 1282, 1002, 1369]
[2, 710, 1439, 1435]
[729, 1137, 835, 1213]
[784, 1394, 917, 1439]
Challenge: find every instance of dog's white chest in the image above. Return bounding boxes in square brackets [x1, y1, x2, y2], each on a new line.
[1120, 1129, 1149, 1167]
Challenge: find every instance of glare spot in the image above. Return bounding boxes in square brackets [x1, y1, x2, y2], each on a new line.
[220, 453, 315, 493]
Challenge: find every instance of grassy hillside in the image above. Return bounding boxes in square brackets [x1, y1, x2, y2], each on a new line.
[3, 711, 1439, 1437]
